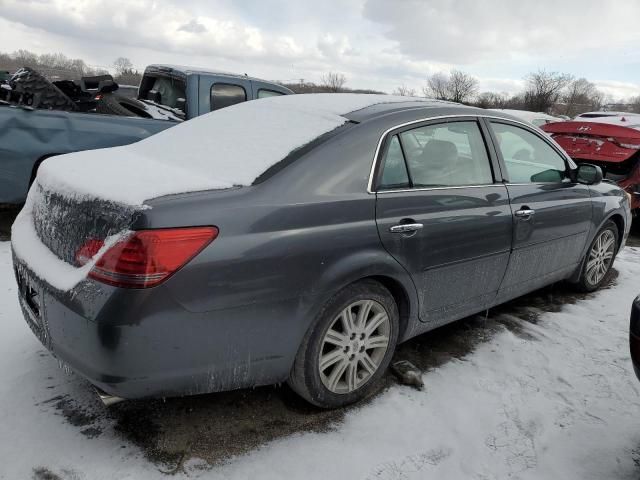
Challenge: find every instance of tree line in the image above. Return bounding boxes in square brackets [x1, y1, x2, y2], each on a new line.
[0, 50, 142, 86]
[403, 69, 639, 116]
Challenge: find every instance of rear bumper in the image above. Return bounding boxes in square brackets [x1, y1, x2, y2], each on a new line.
[13, 254, 313, 399]
[630, 296, 640, 381]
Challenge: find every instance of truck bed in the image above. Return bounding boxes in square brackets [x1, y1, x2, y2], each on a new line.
[0, 105, 175, 205]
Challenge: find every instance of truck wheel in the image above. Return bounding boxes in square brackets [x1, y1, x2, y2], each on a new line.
[96, 94, 151, 118]
[574, 220, 619, 292]
[9, 67, 76, 111]
[288, 280, 399, 409]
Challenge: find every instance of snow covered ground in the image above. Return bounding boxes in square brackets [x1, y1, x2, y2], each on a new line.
[2, 239, 640, 480]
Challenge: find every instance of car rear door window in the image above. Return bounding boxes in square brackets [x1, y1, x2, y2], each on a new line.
[490, 122, 567, 183]
[397, 121, 493, 188]
[210, 83, 247, 111]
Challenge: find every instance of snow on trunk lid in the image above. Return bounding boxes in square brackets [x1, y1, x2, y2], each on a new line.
[30, 184, 138, 265]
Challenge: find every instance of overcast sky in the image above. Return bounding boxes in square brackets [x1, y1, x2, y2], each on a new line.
[2, 0, 640, 99]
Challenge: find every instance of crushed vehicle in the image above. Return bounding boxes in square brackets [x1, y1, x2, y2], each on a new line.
[0, 65, 293, 205]
[11, 94, 631, 409]
[541, 112, 640, 210]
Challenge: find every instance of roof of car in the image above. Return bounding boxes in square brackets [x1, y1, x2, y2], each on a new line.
[144, 64, 287, 86]
[344, 101, 519, 124]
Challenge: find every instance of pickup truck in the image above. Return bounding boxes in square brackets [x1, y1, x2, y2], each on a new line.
[0, 64, 293, 205]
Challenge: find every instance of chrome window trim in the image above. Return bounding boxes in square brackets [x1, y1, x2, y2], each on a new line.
[377, 184, 504, 194]
[366, 113, 572, 194]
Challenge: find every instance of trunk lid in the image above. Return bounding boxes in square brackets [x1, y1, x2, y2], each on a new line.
[30, 184, 138, 266]
[542, 121, 640, 164]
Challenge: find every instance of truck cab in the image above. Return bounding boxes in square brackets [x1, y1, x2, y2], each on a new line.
[138, 65, 294, 120]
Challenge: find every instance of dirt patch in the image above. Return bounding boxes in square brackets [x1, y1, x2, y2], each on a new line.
[108, 383, 347, 471]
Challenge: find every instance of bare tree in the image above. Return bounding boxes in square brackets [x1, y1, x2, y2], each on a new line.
[320, 71, 347, 92]
[393, 85, 416, 96]
[562, 78, 603, 116]
[113, 57, 134, 76]
[475, 91, 509, 109]
[524, 70, 573, 113]
[423, 72, 449, 100]
[628, 96, 640, 114]
[423, 70, 478, 103]
[448, 70, 479, 103]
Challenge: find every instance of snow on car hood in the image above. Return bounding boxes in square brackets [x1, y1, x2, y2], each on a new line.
[35, 93, 431, 207]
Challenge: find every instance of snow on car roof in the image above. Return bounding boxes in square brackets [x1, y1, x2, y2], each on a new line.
[491, 109, 562, 123]
[35, 94, 433, 207]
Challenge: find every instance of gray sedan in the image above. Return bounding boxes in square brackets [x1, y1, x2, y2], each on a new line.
[12, 96, 632, 408]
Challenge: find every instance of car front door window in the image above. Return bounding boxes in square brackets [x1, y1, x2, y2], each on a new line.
[491, 122, 568, 183]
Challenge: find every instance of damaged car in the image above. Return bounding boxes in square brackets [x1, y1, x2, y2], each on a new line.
[12, 95, 632, 409]
[542, 112, 640, 211]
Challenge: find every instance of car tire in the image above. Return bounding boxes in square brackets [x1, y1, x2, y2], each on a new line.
[288, 280, 399, 409]
[96, 93, 151, 118]
[574, 220, 619, 292]
[9, 67, 76, 111]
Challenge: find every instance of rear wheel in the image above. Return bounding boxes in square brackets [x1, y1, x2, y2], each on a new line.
[575, 221, 618, 292]
[288, 280, 399, 408]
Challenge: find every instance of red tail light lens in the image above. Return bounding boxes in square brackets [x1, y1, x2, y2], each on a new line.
[77, 227, 218, 288]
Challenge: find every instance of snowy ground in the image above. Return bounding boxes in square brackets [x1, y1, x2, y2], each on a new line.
[2, 237, 640, 479]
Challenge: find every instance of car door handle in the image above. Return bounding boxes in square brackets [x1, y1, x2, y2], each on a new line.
[389, 223, 424, 233]
[514, 209, 535, 218]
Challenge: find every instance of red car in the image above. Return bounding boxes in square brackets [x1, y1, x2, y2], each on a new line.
[542, 112, 640, 211]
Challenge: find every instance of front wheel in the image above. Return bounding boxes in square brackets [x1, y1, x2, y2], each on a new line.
[288, 280, 399, 409]
[574, 221, 619, 292]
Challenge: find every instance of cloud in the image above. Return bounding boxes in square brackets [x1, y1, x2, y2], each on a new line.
[177, 19, 207, 34]
[1, 0, 639, 99]
[363, 0, 640, 64]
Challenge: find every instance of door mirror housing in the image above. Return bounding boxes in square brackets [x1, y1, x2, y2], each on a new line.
[575, 163, 603, 185]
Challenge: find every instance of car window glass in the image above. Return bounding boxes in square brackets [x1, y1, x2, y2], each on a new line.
[399, 121, 493, 187]
[210, 83, 247, 111]
[491, 122, 567, 183]
[257, 89, 283, 99]
[379, 135, 410, 189]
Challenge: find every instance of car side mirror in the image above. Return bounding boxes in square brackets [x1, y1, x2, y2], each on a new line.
[576, 163, 603, 185]
[175, 97, 186, 112]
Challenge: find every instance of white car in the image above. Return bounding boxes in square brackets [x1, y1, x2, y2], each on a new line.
[491, 109, 564, 128]
[573, 111, 640, 127]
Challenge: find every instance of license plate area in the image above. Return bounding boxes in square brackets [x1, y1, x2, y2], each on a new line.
[15, 264, 47, 343]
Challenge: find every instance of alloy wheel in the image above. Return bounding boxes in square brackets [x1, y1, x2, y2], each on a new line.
[318, 299, 391, 394]
[586, 229, 616, 286]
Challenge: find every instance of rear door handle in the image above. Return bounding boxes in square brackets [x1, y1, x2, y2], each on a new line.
[514, 209, 535, 218]
[389, 223, 424, 233]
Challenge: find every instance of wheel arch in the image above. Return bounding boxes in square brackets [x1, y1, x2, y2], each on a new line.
[607, 213, 626, 250]
[309, 249, 420, 344]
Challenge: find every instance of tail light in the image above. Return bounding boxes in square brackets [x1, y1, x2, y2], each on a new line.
[75, 227, 218, 288]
